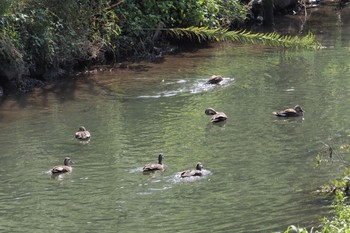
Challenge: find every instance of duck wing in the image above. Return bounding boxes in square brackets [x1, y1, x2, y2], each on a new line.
[273, 108, 297, 117]
[211, 112, 227, 122]
[51, 165, 71, 173]
[206, 76, 223, 84]
[143, 163, 163, 171]
[180, 169, 202, 178]
[75, 131, 91, 140]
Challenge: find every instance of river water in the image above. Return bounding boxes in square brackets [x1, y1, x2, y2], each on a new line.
[1, 5, 350, 233]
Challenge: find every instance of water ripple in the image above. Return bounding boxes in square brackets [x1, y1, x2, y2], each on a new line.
[138, 77, 234, 98]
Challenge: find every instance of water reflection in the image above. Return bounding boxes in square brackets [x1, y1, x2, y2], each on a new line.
[51, 172, 72, 181]
[205, 122, 227, 132]
[273, 116, 305, 123]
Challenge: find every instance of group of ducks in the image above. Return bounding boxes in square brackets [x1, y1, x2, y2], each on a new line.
[50, 75, 305, 178]
[50, 126, 204, 178]
[204, 104, 304, 123]
[50, 126, 91, 175]
[141, 103, 304, 176]
[204, 75, 305, 122]
[142, 153, 204, 178]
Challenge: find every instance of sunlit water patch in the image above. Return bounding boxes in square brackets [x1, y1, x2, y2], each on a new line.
[128, 167, 144, 173]
[285, 87, 295, 92]
[138, 77, 233, 98]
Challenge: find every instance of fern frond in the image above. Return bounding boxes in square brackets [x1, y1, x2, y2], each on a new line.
[168, 27, 321, 49]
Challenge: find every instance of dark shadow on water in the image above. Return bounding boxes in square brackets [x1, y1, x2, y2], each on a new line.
[127, 64, 153, 72]
[142, 170, 165, 178]
[205, 121, 227, 132]
[51, 172, 71, 181]
[273, 116, 305, 123]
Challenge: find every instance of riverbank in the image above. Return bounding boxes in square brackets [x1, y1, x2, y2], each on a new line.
[1, 0, 331, 95]
[0, 1, 248, 94]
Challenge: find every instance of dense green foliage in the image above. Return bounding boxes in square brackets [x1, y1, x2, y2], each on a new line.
[112, 0, 247, 57]
[1, 0, 119, 70]
[284, 190, 350, 233]
[284, 147, 350, 233]
[0, 0, 247, 91]
[0, 0, 319, 93]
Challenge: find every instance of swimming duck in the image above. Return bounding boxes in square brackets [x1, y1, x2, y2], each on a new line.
[51, 157, 73, 174]
[205, 108, 228, 122]
[143, 153, 165, 172]
[75, 126, 91, 140]
[206, 75, 223, 84]
[272, 105, 304, 117]
[180, 162, 203, 178]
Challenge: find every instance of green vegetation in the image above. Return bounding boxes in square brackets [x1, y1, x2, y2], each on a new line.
[169, 27, 320, 49]
[284, 144, 350, 233]
[0, 0, 319, 93]
[284, 187, 350, 233]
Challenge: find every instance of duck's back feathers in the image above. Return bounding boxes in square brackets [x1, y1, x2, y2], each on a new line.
[143, 163, 164, 171]
[51, 165, 72, 173]
[272, 105, 304, 117]
[180, 162, 203, 178]
[205, 108, 227, 122]
[51, 157, 72, 174]
[211, 112, 227, 122]
[75, 126, 91, 140]
[272, 108, 297, 117]
[180, 169, 203, 178]
[143, 153, 165, 172]
[206, 75, 223, 85]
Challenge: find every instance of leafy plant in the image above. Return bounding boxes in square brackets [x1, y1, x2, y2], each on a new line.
[168, 27, 321, 49]
[283, 191, 350, 232]
[321, 191, 350, 233]
[284, 225, 315, 233]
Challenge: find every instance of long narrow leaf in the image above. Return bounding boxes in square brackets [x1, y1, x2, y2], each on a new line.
[168, 27, 321, 49]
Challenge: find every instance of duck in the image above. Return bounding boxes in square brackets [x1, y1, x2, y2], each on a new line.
[206, 75, 223, 84]
[180, 162, 203, 178]
[51, 157, 73, 174]
[75, 126, 91, 140]
[205, 108, 228, 122]
[272, 105, 304, 117]
[143, 153, 165, 172]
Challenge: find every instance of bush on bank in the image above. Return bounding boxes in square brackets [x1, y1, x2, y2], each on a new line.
[284, 168, 350, 233]
[0, 0, 247, 92]
[285, 194, 350, 233]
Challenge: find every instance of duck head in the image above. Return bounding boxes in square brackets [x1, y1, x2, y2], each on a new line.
[158, 153, 164, 164]
[196, 162, 203, 170]
[205, 108, 217, 116]
[294, 105, 304, 113]
[78, 126, 87, 132]
[64, 157, 72, 166]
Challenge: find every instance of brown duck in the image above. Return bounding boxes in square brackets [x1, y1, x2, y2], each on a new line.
[75, 126, 91, 140]
[205, 108, 228, 122]
[206, 75, 223, 84]
[143, 153, 165, 172]
[180, 162, 203, 178]
[272, 105, 304, 117]
[51, 157, 73, 174]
